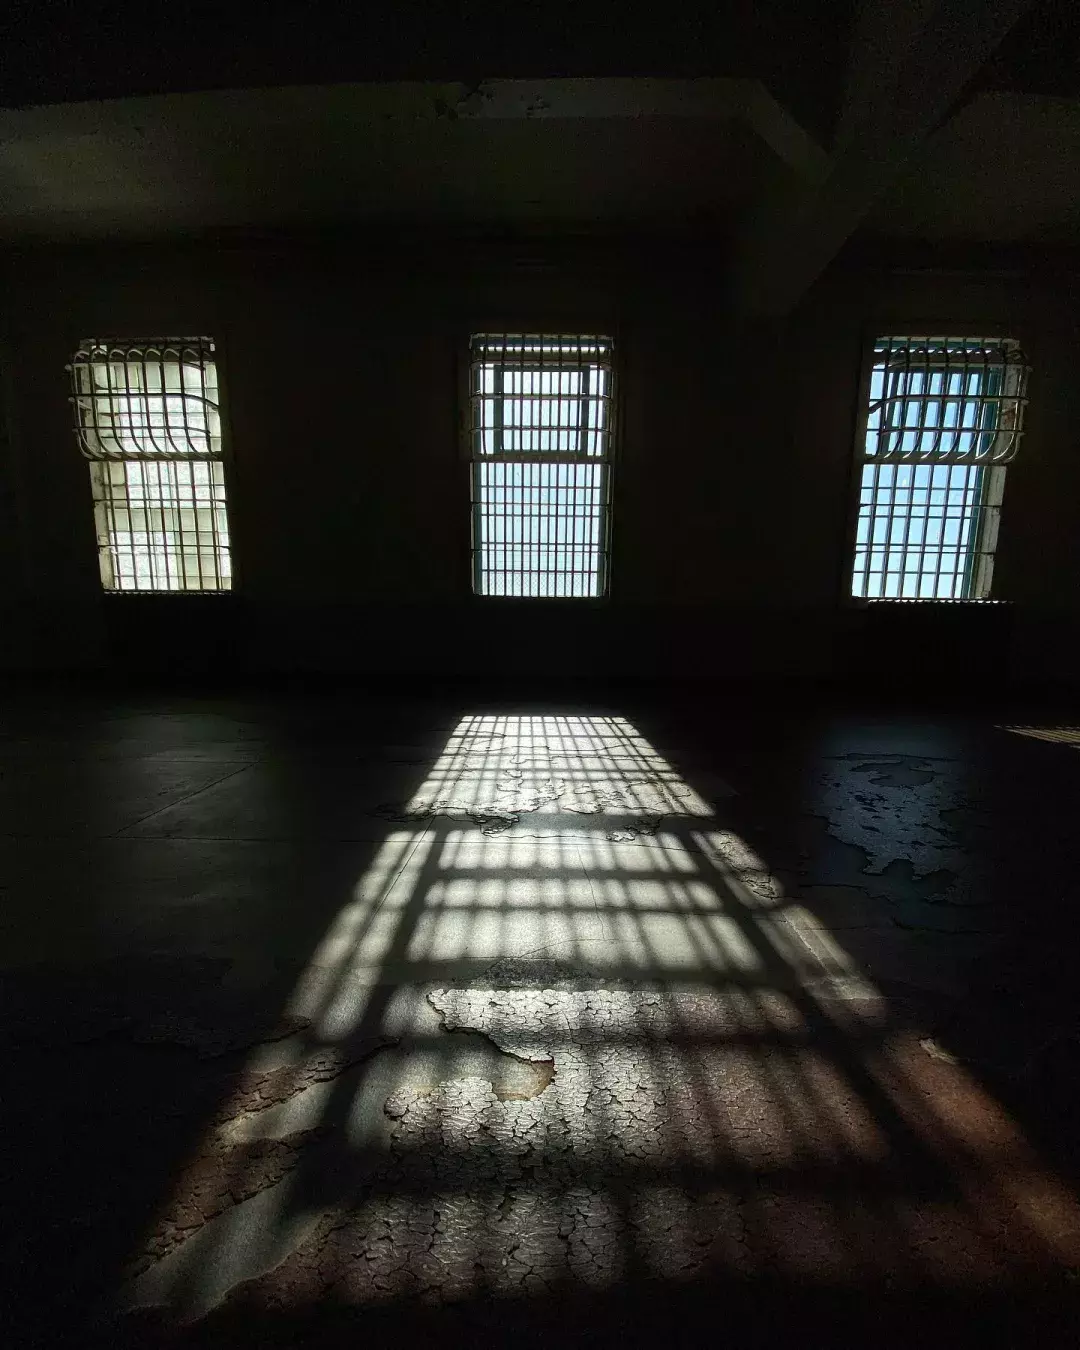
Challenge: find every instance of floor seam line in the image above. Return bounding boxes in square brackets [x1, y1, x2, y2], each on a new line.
[574, 833, 612, 942]
[106, 763, 258, 836]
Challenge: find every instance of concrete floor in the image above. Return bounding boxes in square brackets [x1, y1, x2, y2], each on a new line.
[1, 686, 1079, 1346]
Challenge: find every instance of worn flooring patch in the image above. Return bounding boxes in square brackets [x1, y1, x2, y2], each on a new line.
[373, 733, 727, 841]
[129, 1128, 326, 1276]
[211, 1035, 398, 1125]
[161, 976, 1080, 1331]
[812, 756, 977, 877]
[126, 1036, 398, 1278]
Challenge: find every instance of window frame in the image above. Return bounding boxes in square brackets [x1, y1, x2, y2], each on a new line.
[462, 330, 618, 602]
[69, 335, 238, 596]
[843, 328, 1028, 605]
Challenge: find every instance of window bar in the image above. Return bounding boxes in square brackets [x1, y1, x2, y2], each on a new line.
[864, 349, 895, 596]
[864, 450, 881, 600]
[70, 337, 229, 593]
[108, 353, 141, 589]
[853, 336, 1028, 601]
[943, 460, 957, 598]
[94, 359, 113, 585]
[154, 348, 177, 590]
[534, 343, 541, 597]
[560, 338, 569, 596]
[133, 348, 160, 589]
[193, 461, 204, 592]
[878, 365, 896, 596]
[188, 355, 202, 589]
[468, 333, 613, 598]
[515, 337, 523, 599]
[182, 351, 199, 589]
[193, 462, 206, 592]
[931, 353, 951, 597]
[583, 363, 598, 595]
[960, 465, 981, 598]
[555, 340, 564, 596]
[928, 362, 944, 463]
[882, 461, 897, 598]
[492, 359, 499, 596]
[919, 361, 945, 596]
[215, 462, 227, 589]
[582, 353, 591, 590]
[966, 363, 1004, 595]
[471, 362, 478, 595]
[470, 357, 483, 595]
[497, 356, 507, 597]
[575, 339, 583, 596]
[534, 336, 541, 597]
[894, 461, 911, 599]
[957, 358, 969, 459]
[565, 337, 574, 595]
[912, 464, 927, 600]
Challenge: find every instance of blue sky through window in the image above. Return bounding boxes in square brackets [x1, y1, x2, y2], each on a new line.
[852, 345, 1003, 600]
[472, 340, 612, 597]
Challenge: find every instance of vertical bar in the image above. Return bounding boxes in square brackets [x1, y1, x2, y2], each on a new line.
[961, 464, 981, 599]
[106, 348, 135, 589]
[580, 361, 592, 594]
[863, 347, 889, 596]
[190, 461, 204, 592]
[959, 351, 983, 598]
[539, 361, 545, 598]
[496, 358, 506, 597]
[913, 462, 928, 600]
[561, 336, 569, 596]
[943, 460, 957, 598]
[553, 358, 563, 598]
[470, 346, 478, 594]
[144, 350, 170, 590]
[196, 352, 212, 589]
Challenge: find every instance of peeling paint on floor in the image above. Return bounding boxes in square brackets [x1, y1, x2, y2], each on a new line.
[6, 699, 1080, 1346]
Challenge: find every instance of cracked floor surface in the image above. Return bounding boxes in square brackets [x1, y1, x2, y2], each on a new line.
[2, 690, 1079, 1346]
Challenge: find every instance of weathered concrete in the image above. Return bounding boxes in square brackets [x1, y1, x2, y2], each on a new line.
[2, 689, 1078, 1345]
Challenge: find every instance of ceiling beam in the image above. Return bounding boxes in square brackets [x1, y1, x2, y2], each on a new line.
[450, 78, 829, 181]
[730, 0, 1038, 316]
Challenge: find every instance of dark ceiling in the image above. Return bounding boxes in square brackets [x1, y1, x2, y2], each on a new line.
[4, 1, 1080, 250]
[2, 0, 853, 137]
[980, 0, 1080, 97]
[7, 1, 1080, 124]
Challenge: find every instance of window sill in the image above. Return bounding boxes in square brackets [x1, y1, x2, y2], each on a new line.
[467, 594, 610, 606]
[842, 599, 1015, 615]
[101, 590, 237, 599]
[848, 597, 1011, 608]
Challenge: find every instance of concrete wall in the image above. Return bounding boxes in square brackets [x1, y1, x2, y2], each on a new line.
[1, 234, 1077, 682]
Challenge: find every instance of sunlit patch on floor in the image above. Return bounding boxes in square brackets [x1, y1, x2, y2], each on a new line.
[1003, 724, 1080, 747]
[115, 713, 1080, 1333]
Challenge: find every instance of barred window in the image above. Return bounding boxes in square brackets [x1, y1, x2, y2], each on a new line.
[69, 338, 231, 592]
[851, 337, 1029, 600]
[468, 334, 614, 597]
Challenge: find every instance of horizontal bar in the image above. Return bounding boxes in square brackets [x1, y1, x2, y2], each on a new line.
[470, 452, 610, 465]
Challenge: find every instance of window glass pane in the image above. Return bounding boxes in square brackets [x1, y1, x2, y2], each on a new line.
[72, 339, 231, 593]
[475, 461, 605, 597]
[90, 459, 230, 592]
[850, 337, 1027, 601]
[470, 335, 613, 597]
[853, 462, 983, 599]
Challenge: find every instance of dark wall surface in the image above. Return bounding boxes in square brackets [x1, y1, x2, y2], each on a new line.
[1, 234, 1077, 682]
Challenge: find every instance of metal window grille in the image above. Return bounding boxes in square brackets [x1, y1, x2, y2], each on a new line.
[468, 333, 614, 597]
[69, 337, 232, 592]
[850, 336, 1029, 601]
